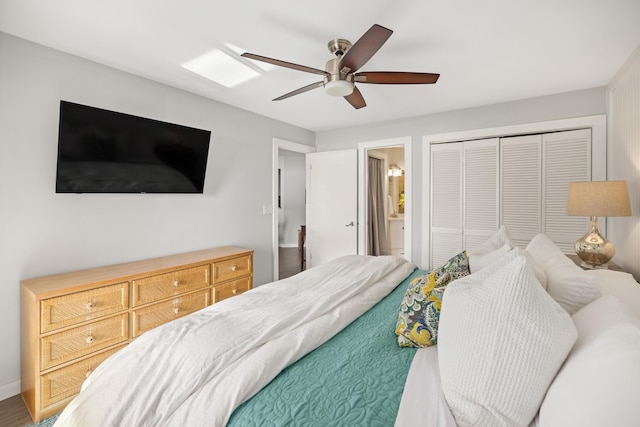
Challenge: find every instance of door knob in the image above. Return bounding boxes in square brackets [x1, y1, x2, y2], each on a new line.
[345, 221, 355, 227]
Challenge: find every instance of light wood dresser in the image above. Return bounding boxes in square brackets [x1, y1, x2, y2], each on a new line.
[20, 246, 253, 422]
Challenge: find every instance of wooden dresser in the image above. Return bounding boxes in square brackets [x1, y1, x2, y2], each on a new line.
[20, 246, 253, 422]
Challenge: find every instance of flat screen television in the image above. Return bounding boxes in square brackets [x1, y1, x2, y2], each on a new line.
[56, 101, 211, 193]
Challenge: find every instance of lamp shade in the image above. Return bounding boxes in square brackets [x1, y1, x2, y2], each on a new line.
[566, 180, 632, 217]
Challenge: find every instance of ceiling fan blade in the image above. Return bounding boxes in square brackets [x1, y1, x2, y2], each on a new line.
[273, 81, 325, 101]
[339, 24, 393, 73]
[344, 86, 366, 109]
[355, 71, 440, 84]
[242, 52, 329, 76]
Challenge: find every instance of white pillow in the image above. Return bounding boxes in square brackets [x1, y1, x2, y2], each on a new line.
[467, 225, 512, 258]
[526, 234, 601, 314]
[466, 246, 524, 281]
[469, 243, 547, 290]
[539, 296, 640, 427]
[468, 243, 512, 273]
[525, 233, 564, 262]
[438, 255, 577, 427]
[524, 250, 548, 290]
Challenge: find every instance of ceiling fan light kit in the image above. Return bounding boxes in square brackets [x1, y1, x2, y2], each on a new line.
[324, 79, 354, 96]
[241, 24, 440, 109]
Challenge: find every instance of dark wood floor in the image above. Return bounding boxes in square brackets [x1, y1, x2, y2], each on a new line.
[0, 394, 32, 426]
[279, 246, 303, 279]
[0, 248, 304, 426]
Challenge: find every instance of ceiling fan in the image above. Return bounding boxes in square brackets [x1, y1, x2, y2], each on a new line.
[241, 24, 440, 109]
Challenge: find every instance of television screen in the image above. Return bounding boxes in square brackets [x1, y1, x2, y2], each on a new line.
[56, 101, 211, 193]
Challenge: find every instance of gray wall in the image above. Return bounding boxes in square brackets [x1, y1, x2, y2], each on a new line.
[0, 33, 314, 395]
[316, 87, 608, 266]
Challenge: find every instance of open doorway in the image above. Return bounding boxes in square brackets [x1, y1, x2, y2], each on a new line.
[272, 139, 315, 282]
[277, 150, 306, 279]
[358, 137, 412, 262]
[365, 147, 405, 257]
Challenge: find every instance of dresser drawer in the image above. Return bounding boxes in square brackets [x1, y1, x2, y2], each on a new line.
[131, 265, 209, 307]
[41, 282, 129, 333]
[212, 255, 252, 284]
[131, 289, 210, 338]
[213, 277, 252, 303]
[40, 345, 124, 409]
[41, 313, 129, 370]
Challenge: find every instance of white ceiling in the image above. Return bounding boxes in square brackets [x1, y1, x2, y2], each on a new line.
[1, 0, 639, 132]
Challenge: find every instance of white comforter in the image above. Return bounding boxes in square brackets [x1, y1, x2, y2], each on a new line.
[55, 255, 415, 427]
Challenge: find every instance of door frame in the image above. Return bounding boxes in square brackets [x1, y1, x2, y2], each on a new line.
[357, 136, 412, 261]
[272, 138, 315, 282]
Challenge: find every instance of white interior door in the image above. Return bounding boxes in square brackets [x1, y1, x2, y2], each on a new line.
[463, 138, 499, 251]
[306, 150, 357, 268]
[430, 142, 463, 268]
[501, 134, 543, 248]
[541, 129, 591, 252]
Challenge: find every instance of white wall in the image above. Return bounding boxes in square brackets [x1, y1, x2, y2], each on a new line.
[0, 33, 314, 397]
[316, 88, 608, 266]
[607, 43, 640, 280]
[278, 151, 305, 247]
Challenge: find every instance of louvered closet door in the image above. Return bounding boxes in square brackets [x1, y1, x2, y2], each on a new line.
[501, 135, 542, 248]
[464, 139, 499, 252]
[431, 143, 463, 268]
[543, 129, 591, 252]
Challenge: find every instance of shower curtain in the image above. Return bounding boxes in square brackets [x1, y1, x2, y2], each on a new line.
[367, 156, 389, 256]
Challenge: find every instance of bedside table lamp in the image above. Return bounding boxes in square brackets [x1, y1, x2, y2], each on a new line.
[566, 180, 632, 268]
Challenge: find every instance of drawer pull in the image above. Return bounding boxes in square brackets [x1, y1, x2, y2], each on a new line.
[173, 280, 180, 287]
[231, 265, 238, 272]
[86, 369, 93, 378]
[174, 307, 181, 314]
[86, 302, 94, 309]
[86, 336, 94, 344]
[232, 288, 238, 295]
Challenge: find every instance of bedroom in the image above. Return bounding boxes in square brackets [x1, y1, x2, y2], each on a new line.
[1, 0, 640, 425]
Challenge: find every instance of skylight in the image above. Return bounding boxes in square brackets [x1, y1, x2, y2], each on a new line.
[224, 42, 275, 72]
[182, 48, 260, 88]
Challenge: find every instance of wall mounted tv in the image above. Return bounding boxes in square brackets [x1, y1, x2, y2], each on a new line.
[56, 101, 211, 193]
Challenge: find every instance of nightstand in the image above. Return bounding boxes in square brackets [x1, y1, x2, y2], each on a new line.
[566, 254, 624, 272]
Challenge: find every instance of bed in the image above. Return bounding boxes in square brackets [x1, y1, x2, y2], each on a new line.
[53, 230, 640, 427]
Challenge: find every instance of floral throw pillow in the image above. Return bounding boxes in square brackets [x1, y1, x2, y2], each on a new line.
[395, 251, 470, 347]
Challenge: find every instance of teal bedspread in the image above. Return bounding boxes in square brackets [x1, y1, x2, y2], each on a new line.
[228, 268, 426, 427]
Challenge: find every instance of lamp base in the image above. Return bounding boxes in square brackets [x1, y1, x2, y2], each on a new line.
[578, 260, 610, 270]
[574, 216, 615, 268]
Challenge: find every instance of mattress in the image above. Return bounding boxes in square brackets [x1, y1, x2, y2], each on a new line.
[228, 269, 425, 426]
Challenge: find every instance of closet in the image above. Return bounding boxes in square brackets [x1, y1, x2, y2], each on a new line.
[430, 128, 591, 268]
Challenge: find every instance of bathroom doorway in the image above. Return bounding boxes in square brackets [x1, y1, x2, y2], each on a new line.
[358, 136, 411, 262]
[366, 146, 405, 257]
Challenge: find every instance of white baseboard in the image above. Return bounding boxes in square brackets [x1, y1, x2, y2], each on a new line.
[0, 379, 20, 401]
[279, 243, 298, 248]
